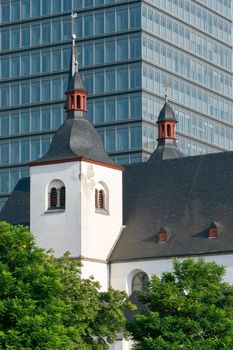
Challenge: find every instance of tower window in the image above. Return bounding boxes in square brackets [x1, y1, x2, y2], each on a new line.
[95, 189, 105, 210]
[76, 95, 80, 108]
[167, 124, 171, 137]
[132, 272, 148, 293]
[95, 182, 109, 214]
[48, 180, 66, 211]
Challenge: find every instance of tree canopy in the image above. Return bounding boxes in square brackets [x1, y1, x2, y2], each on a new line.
[127, 258, 233, 350]
[0, 222, 130, 349]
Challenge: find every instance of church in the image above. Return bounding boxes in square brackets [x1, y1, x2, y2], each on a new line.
[1, 38, 233, 350]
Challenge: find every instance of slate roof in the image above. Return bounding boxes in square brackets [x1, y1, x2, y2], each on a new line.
[149, 139, 183, 161]
[0, 177, 30, 226]
[67, 72, 87, 92]
[110, 151, 233, 261]
[157, 101, 177, 122]
[32, 112, 114, 165]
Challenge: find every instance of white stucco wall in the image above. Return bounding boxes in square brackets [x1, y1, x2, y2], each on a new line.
[30, 161, 82, 258]
[80, 161, 123, 261]
[81, 260, 109, 291]
[111, 254, 233, 294]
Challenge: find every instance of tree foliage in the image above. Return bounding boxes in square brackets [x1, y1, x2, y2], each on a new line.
[0, 222, 130, 349]
[127, 258, 233, 350]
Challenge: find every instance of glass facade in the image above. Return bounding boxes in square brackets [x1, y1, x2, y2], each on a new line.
[0, 0, 232, 208]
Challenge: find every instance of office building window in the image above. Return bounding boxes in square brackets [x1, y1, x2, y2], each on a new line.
[95, 13, 104, 34]
[11, 29, 20, 49]
[84, 15, 93, 36]
[21, 83, 30, 104]
[117, 68, 128, 90]
[21, 113, 30, 133]
[32, 0, 40, 16]
[1, 30, 10, 50]
[106, 70, 115, 92]
[117, 38, 128, 60]
[52, 20, 61, 42]
[106, 100, 115, 122]
[95, 42, 104, 64]
[11, 57, 20, 77]
[11, 0, 20, 20]
[1, 2, 10, 22]
[31, 24, 40, 45]
[22, 26, 30, 47]
[42, 23, 51, 43]
[95, 101, 104, 123]
[117, 9, 128, 30]
[117, 98, 128, 121]
[106, 130, 115, 152]
[84, 44, 93, 65]
[32, 53, 40, 74]
[31, 82, 40, 103]
[31, 111, 40, 131]
[106, 11, 115, 33]
[22, 0, 30, 19]
[21, 55, 30, 76]
[1, 58, 10, 79]
[95, 72, 104, 93]
[106, 41, 115, 62]
[117, 128, 129, 150]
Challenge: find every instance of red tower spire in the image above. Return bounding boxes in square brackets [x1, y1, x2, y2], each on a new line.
[65, 14, 88, 116]
[157, 95, 177, 141]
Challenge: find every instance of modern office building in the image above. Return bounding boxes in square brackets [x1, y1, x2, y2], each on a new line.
[0, 0, 232, 208]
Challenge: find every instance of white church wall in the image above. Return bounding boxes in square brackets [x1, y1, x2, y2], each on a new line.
[80, 161, 123, 261]
[30, 161, 81, 258]
[111, 254, 233, 294]
[81, 260, 109, 291]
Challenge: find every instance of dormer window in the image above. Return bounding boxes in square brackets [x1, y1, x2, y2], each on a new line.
[95, 182, 109, 214]
[208, 222, 218, 238]
[48, 180, 66, 211]
[158, 227, 167, 243]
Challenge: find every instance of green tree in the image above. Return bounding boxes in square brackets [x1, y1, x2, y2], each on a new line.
[0, 222, 130, 349]
[127, 258, 233, 350]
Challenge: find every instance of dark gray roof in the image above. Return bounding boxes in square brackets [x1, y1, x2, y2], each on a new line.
[149, 139, 183, 161]
[67, 72, 87, 92]
[33, 116, 114, 165]
[110, 151, 233, 261]
[157, 101, 177, 122]
[0, 177, 30, 226]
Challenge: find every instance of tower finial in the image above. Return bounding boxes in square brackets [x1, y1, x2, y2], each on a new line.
[71, 12, 78, 74]
[162, 81, 170, 103]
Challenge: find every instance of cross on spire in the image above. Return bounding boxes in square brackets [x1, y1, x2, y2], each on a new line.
[71, 12, 78, 75]
[162, 81, 171, 102]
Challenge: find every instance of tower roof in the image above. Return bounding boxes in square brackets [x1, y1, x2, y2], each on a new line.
[32, 117, 114, 165]
[157, 101, 177, 123]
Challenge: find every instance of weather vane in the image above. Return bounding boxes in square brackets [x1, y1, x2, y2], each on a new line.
[71, 12, 78, 73]
[162, 81, 171, 102]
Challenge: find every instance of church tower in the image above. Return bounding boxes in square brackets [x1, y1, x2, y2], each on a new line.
[149, 96, 183, 161]
[30, 29, 123, 290]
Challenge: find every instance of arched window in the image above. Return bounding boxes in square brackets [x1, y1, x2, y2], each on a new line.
[48, 180, 66, 210]
[98, 190, 104, 209]
[76, 95, 80, 109]
[132, 272, 148, 292]
[95, 189, 105, 210]
[167, 124, 171, 137]
[95, 182, 109, 213]
[60, 186, 66, 208]
[50, 188, 57, 208]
